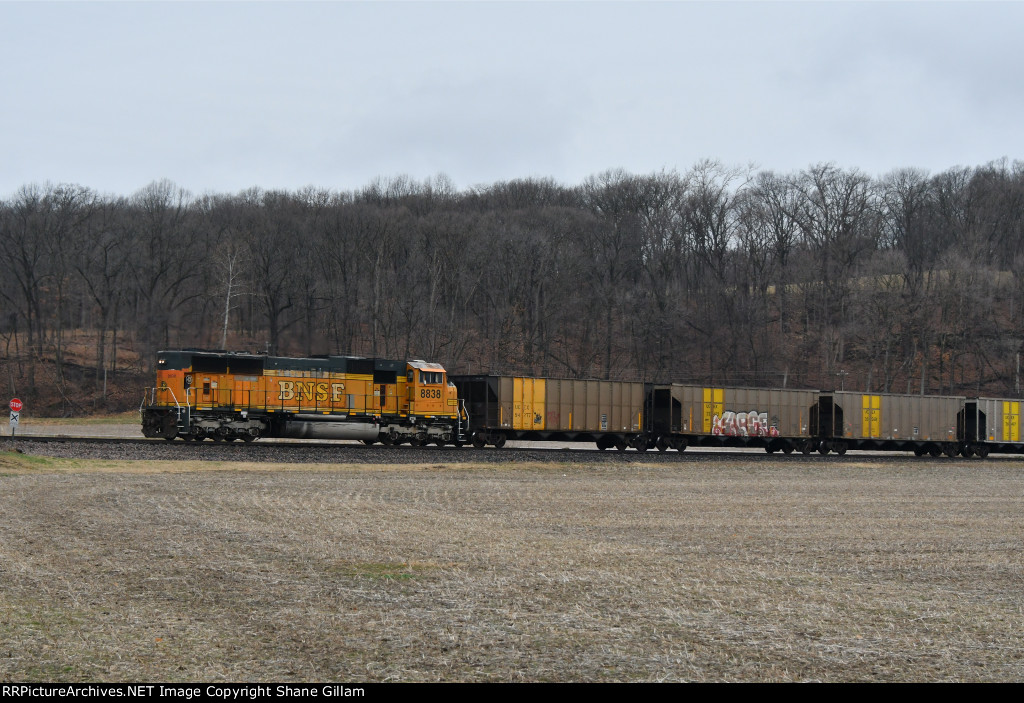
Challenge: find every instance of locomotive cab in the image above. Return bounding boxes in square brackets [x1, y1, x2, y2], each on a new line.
[405, 360, 458, 419]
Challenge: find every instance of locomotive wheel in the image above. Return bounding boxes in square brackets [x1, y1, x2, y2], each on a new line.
[242, 434, 256, 442]
[362, 439, 377, 446]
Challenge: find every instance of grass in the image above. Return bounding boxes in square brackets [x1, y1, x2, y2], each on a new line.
[1, 452, 1023, 681]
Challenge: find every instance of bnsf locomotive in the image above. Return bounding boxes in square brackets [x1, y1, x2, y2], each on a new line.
[141, 349, 465, 445]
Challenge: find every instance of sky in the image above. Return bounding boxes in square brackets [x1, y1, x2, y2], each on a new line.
[2, 0, 1022, 198]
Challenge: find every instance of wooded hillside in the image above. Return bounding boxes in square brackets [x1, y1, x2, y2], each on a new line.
[2, 160, 1022, 415]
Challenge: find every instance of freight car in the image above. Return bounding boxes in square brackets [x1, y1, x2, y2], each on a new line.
[452, 375, 648, 449]
[141, 349, 465, 445]
[647, 384, 818, 453]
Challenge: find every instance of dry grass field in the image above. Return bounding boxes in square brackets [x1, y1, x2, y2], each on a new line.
[1, 451, 1023, 682]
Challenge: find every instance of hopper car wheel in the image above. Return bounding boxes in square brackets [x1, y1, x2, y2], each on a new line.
[961, 445, 975, 459]
[928, 447, 942, 458]
[975, 444, 990, 459]
[801, 441, 813, 455]
[615, 441, 627, 452]
[943, 443, 958, 458]
[634, 436, 648, 452]
[471, 434, 486, 449]
[492, 434, 506, 449]
[913, 447, 925, 457]
[656, 437, 669, 452]
[782, 446, 794, 455]
[835, 442, 847, 456]
[818, 443, 830, 455]
[765, 445, 776, 454]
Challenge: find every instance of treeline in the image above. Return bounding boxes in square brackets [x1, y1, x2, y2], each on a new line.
[2, 159, 1024, 411]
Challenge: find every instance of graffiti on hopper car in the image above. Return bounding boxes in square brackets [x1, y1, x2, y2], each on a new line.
[712, 410, 780, 437]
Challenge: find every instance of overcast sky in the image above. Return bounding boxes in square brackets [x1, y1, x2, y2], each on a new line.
[3, 1, 1022, 197]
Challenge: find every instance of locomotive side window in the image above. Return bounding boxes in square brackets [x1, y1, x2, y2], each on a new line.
[421, 371, 443, 384]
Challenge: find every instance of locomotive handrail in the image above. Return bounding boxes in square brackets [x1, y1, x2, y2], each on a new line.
[142, 385, 183, 411]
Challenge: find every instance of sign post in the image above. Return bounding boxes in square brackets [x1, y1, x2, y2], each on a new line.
[9, 398, 22, 438]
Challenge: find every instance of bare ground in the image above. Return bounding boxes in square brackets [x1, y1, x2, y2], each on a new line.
[1, 452, 1023, 682]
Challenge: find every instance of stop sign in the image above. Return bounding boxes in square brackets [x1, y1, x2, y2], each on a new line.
[9, 398, 22, 412]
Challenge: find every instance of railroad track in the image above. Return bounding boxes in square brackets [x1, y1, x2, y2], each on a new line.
[6, 433, 1018, 464]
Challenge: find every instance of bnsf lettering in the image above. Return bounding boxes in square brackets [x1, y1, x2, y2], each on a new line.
[278, 380, 345, 401]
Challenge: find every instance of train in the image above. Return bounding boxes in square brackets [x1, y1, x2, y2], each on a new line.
[141, 349, 1024, 458]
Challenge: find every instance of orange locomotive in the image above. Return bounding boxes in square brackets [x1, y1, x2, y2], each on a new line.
[141, 349, 465, 445]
